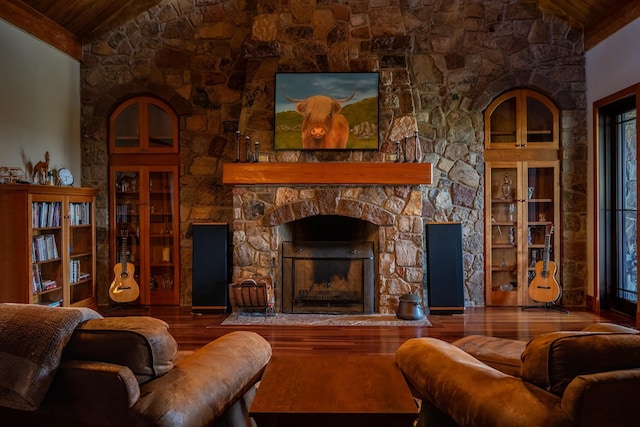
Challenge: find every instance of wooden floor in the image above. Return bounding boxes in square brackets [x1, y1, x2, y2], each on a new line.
[101, 306, 636, 355]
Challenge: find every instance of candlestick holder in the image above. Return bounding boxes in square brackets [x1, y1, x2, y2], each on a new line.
[414, 130, 422, 162]
[234, 131, 240, 162]
[253, 141, 260, 162]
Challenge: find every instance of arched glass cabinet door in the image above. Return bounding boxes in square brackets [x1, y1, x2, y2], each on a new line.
[109, 96, 178, 154]
[484, 89, 559, 150]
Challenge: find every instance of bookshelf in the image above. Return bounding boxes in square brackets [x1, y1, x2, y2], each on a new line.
[0, 184, 98, 307]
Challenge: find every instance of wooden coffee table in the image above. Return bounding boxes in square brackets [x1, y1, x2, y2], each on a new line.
[249, 355, 418, 427]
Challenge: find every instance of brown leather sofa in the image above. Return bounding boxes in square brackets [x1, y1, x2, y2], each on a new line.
[396, 323, 640, 427]
[0, 304, 272, 427]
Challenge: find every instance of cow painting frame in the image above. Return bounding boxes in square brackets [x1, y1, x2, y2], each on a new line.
[274, 72, 379, 150]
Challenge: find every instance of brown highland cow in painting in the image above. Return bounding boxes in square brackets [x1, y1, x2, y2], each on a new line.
[285, 91, 355, 149]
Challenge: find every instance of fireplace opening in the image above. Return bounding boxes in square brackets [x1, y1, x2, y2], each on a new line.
[282, 241, 374, 313]
[281, 216, 377, 314]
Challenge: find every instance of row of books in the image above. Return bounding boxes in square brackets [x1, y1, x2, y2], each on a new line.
[32, 202, 61, 228]
[69, 202, 91, 226]
[32, 234, 59, 262]
[69, 259, 90, 284]
[32, 264, 58, 294]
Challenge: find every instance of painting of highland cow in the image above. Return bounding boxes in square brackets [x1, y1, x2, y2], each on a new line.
[275, 73, 379, 150]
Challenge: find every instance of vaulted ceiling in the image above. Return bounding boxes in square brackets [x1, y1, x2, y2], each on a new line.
[2, 0, 640, 60]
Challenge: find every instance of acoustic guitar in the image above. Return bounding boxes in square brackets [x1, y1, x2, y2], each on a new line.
[109, 230, 140, 303]
[528, 224, 561, 303]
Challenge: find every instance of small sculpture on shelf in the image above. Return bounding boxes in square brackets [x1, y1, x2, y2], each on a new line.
[501, 172, 512, 199]
[32, 151, 50, 185]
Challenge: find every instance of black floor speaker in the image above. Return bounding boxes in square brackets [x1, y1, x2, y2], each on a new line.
[425, 222, 465, 314]
[192, 223, 229, 313]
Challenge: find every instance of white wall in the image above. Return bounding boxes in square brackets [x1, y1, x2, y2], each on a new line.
[0, 19, 80, 184]
[585, 18, 640, 299]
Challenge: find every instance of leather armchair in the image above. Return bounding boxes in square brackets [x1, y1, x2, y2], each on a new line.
[396, 324, 640, 427]
[0, 311, 272, 427]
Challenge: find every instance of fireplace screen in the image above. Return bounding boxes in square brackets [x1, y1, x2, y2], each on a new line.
[282, 241, 374, 314]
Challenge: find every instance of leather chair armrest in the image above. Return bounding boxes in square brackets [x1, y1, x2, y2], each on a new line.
[562, 369, 640, 427]
[396, 337, 572, 427]
[129, 331, 272, 427]
[49, 360, 141, 409]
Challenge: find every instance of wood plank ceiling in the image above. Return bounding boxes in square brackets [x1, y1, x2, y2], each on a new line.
[2, 0, 640, 60]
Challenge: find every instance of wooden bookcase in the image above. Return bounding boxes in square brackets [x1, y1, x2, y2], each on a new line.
[484, 89, 561, 306]
[0, 184, 98, 307]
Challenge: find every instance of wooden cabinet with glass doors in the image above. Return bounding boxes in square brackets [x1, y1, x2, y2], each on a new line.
[110, 166, 179, 305]
[0, 185, 97, 307]
[109, 96, 180, 306]
[484, 89, 561, 306]
[485, 162, 560, 306]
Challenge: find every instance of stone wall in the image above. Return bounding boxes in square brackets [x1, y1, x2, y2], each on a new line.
[80, 0, 586, 307]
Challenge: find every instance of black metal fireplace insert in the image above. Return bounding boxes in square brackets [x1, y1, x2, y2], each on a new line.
[282, 241, 375, 314]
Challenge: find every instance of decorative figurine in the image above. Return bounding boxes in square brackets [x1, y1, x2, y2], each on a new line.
[32, 151, 50, 184]
[502, 172, 512, 199]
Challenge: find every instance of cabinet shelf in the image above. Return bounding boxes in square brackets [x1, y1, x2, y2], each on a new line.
[491, 266, 516, 271]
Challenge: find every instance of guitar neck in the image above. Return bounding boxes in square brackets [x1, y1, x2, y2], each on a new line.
[120, 234, 129, 273]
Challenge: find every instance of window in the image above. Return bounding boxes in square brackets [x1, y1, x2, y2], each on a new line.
[598, 95, 637, 317]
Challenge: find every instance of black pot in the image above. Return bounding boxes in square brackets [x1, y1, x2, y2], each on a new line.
[396, 293, 425, 320]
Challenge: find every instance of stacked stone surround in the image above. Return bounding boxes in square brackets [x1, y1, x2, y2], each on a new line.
[234, 184, 425, 313]
[80, 0, 587, 308]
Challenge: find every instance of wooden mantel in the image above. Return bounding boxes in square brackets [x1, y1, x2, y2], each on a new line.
[222, 162, 432, 185]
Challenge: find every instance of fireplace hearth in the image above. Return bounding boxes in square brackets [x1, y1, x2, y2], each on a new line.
[282, 241, 375, 314]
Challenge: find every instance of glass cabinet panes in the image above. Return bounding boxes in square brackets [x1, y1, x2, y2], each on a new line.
[527, 97, 554, 143]
[110, 97, 177, 153]
[487, 165, 520, 306]
[109, 96, 179, 306]
[485, 162, 560, 306]
[31, 199, 64, 306]
[114, 171, 141, 291]
[148, 170, 177, 304]
[489, 96, 517, 144]
[69, 200, 95, 305]
[110, 166, 179, 306]
[485, 89, 558, 149]
[149, 104, 174, 149]
[114, 103, 140, 149]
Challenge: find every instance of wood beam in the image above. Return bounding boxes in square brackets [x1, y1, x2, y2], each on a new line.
[585, 1, 640, 50]
[0, 0, 81, 61]
[223, 163, 433, 186]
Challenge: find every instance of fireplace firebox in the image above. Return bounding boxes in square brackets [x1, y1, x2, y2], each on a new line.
[282, 241, 375, 314]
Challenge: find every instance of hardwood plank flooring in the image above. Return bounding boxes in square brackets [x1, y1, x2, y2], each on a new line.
[101, 306, 636, 356]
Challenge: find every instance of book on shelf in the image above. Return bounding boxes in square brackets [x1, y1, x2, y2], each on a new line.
[69, 259, 90, 283]
[69, 202, 91, 226]
[42, 280, 57, 291]
[32, 234, 59, 262]
[32, 264, 42, 293]
[32, 202, 61, 228]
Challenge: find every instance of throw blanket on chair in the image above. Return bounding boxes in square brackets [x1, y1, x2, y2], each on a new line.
[0, 303, 102, 411]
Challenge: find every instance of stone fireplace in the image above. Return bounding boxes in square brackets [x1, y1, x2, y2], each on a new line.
[230, 184, 426, 314]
